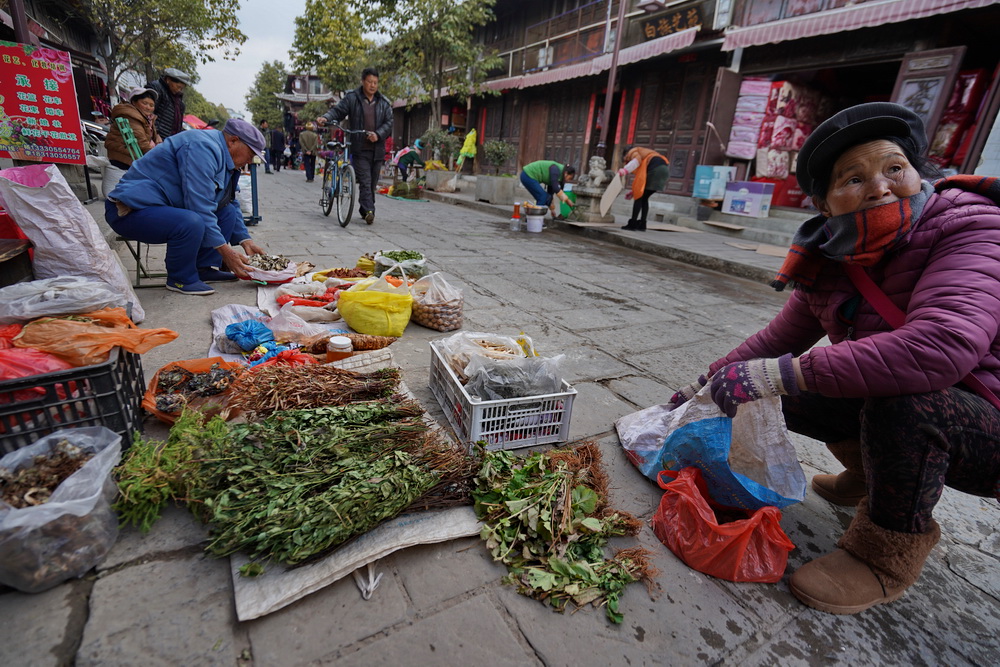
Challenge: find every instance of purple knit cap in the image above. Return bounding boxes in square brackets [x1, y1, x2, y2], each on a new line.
[222, 118, 266, 161]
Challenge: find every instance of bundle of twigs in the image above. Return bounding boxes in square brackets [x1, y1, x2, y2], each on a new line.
[228, 364, 401, 419]
[192, 400, 475, 565]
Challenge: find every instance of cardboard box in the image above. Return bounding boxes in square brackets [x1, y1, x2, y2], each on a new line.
[693, 166, 737, 200]
[722, 181, 775, 218]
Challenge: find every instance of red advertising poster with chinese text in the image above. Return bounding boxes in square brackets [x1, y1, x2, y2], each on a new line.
[0, 41, 86, 165]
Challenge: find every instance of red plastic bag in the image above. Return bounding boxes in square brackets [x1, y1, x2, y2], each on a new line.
[252, 349, 318, 369]
[0, 324, 23, 349]
[651, 467, 795, 583]
[0, 347, 75, 402]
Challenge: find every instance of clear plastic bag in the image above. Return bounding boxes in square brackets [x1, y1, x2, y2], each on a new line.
[267, 302, 333, 344]
[0, 427, 122, 592]
[464, 354, 565, 400]
[437, 331, 533, 383]
[411, 272, 463, 332]
[0, 277, 128, 324]
[374, 251, 427, 278]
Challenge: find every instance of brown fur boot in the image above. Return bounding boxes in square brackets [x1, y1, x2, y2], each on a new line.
[812, 439, 867, 506]
[789, 499, 940, 614]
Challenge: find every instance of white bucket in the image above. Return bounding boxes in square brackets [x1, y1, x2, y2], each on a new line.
[525, 215, 544, 233]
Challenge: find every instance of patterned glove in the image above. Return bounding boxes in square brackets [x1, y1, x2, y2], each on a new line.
[669, 375, 707, 408]
[710, 354, 799, 418]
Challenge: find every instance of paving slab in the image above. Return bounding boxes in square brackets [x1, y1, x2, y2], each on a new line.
[566, 381, 637, 440]
[390, 536, 506, 608]
[604, 374, 675, 410]
[77, 555, 243, 666]
[101, 505, 209, 570]
[329, 595, 538, 666]
[244, 570, 408, 666]
[0, 580, 89, 667]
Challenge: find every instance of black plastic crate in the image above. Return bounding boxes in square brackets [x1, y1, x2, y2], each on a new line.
[0, 347, 145, 455]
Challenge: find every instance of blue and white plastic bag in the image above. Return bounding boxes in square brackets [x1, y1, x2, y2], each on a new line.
[615, 386, 806, 510]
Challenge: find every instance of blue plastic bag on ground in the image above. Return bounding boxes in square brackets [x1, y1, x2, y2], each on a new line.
[226, 320, 275, 351]
[615, 386, 806, 511]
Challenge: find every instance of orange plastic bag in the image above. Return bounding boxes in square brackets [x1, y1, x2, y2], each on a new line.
[142, 357, 245, 425]
[13, 308, 178, 367]
[651, 467, 795, 583]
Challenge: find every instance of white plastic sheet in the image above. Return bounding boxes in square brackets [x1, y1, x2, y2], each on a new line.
[0, 164, 145, 322]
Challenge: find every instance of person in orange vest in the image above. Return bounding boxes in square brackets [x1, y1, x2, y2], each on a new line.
[617, 145, 670, 231]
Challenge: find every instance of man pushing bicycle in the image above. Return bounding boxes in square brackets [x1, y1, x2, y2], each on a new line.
[317, 68, 393, 225]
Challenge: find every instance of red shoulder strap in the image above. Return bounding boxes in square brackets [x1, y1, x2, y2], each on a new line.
[844, 264, 1000, 411]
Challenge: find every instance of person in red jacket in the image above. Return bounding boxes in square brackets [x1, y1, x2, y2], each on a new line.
[670, 103, 1000, 615]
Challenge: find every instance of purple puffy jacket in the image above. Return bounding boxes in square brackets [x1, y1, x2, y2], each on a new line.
[710, 187, 1000, 399]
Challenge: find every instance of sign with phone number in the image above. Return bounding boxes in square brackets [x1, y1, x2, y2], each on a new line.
[0, 41, 86, 165]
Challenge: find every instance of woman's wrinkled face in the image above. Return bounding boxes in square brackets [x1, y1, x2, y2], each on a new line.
[814, 139, 923, 217]
[134, 97, 155, 115]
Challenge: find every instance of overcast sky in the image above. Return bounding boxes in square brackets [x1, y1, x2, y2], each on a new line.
[195, 0, 306, 117]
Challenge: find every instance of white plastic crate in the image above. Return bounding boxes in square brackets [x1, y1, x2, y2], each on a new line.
[428, 340, 576, 450]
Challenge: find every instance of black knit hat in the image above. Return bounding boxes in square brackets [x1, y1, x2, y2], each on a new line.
[796, 102, 928, 196]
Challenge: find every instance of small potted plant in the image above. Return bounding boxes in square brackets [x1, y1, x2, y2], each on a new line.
[476, 139, 518, 204]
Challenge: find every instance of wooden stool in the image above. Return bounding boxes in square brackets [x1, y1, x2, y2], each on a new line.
[118, 236, 167, 288]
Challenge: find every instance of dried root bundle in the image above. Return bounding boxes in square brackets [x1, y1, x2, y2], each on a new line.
[228, 364, 401, 418]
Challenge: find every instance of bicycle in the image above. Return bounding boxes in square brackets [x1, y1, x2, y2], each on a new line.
[317, 124, 368, 227]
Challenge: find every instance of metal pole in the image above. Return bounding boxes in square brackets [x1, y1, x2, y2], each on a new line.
[595, 0, 629, 159]
[8, 0, 30, 44]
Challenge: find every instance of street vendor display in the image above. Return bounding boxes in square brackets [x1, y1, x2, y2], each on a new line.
[670, 103, 1000, 615]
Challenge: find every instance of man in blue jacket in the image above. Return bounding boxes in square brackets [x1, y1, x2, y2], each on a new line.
[105, 118, 267, 295]
[316, 67, 393, 225]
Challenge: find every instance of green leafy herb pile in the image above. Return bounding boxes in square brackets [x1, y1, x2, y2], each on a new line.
[114, 400, 477, 567]
[472, 443, 655, 624]
[381, 249, 423, 262]
[114, 409, 228, 532]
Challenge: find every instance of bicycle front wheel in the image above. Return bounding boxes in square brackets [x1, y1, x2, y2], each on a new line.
[336, 164, 356, 227]
[321, 167, 334, 217]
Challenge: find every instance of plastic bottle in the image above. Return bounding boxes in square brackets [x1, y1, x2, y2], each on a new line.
[325, 336, 353, 362]
[510, 201, 521, 231]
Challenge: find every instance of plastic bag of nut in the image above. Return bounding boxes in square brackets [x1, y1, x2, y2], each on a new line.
[411, 272, 463, 331]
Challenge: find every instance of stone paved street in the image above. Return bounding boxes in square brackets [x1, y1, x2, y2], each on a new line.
[1, 168, 998, 666]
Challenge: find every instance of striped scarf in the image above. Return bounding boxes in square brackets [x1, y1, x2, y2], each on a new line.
[772, 175, 1000, 291]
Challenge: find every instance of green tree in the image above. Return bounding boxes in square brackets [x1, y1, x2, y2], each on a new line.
[184, 87, 230, 124]
[289, 0, 375, 95]
[301, 99, 333, 122]
[380, 0, 501, 134]
[77, 0, 246, 95]
[245, 61, 288, 128]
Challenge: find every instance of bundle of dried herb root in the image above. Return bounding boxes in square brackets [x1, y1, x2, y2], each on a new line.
[228, 364, 401, 419]
[473, 442, 655, 624]
[193, 400, 475, 566]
